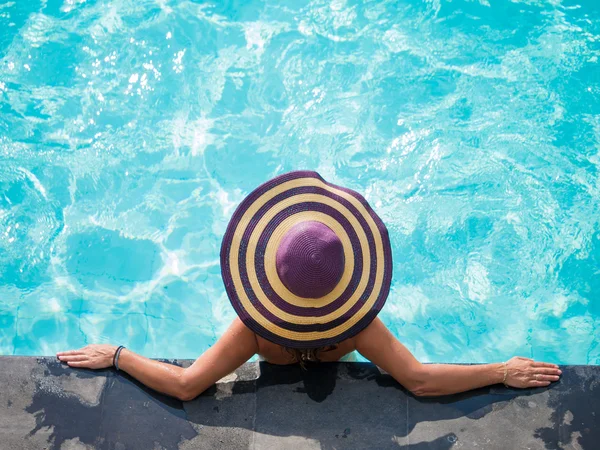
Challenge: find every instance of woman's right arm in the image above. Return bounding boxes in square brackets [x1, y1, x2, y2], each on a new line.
[57, 317, 258, 401]
[355, 317, 561, 397]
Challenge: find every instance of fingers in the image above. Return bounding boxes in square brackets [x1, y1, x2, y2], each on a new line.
[535, 367, 562, 375]
[56, 350, 84, 356]
[58, 355, 88, 362]
[535, 374, 560, 382]
[66, 361, 91, 368]
[533, 362, 560, 369]
[529, 380, 551, 387]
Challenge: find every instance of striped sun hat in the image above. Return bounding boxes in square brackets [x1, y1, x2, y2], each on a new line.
[220, 171, 393, 349]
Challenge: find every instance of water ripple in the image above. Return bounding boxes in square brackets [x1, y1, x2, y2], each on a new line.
[1, 0, 599, 363]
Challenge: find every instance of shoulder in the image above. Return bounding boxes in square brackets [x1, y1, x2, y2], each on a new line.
[354, 317, 394, 353]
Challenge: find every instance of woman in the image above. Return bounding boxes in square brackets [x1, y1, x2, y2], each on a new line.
[57, 171, 561, 401]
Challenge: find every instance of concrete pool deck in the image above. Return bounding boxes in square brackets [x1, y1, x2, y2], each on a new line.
[0, 357, 597, 449]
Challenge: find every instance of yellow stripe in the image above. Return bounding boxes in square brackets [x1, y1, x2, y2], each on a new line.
[246, 198, 367, 323]
[246, 205, 364, 324]
[228, 177, 385, 341]
[263, 211, 354, 308]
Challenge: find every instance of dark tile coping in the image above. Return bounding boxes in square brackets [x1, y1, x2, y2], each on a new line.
[0, 356, 598, 449]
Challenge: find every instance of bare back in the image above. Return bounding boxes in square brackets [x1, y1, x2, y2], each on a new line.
[256, 335, 357, 365]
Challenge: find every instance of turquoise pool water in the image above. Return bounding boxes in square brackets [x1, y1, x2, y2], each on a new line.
[1, 0, 600, 364]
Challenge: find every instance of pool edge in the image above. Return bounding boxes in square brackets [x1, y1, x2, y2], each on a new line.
[0, 357, 597, 449]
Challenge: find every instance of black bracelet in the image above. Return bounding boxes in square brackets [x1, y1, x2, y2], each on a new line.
[114, 346, 125, 371]
[113, 345, 124, 369]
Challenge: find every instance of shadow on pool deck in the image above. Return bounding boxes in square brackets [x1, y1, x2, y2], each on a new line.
[0, 357, 598, 449]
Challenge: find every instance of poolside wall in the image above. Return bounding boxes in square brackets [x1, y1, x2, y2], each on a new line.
[0, 356, 598, 449]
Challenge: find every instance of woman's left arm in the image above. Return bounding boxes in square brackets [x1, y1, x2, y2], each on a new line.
[355, 317, 562, 396]
[56, 317, 258, 401]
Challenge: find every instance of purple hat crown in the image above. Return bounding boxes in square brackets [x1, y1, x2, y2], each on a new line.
[276, 221, 344, 298]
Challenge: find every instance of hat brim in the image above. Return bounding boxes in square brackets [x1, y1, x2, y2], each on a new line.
[220, 171, 393, 349]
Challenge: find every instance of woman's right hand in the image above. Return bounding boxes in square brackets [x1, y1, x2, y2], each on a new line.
[504, 356, 561, 388]
[57, 344, 118, 370]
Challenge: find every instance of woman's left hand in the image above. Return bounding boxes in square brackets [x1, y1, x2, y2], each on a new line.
[57, 344, 118, 369]
[504, 356, 561, 388]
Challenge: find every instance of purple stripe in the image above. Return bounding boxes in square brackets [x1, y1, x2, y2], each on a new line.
[236, 184, 373, 310]
[220, 171, 393, 345]
[235, 201, 376, 333]
[252, 202, 363, 316]
[239, 307, 382, 349]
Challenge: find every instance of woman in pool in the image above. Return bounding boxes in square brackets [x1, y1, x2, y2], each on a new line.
[57, 171, 561, 401]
